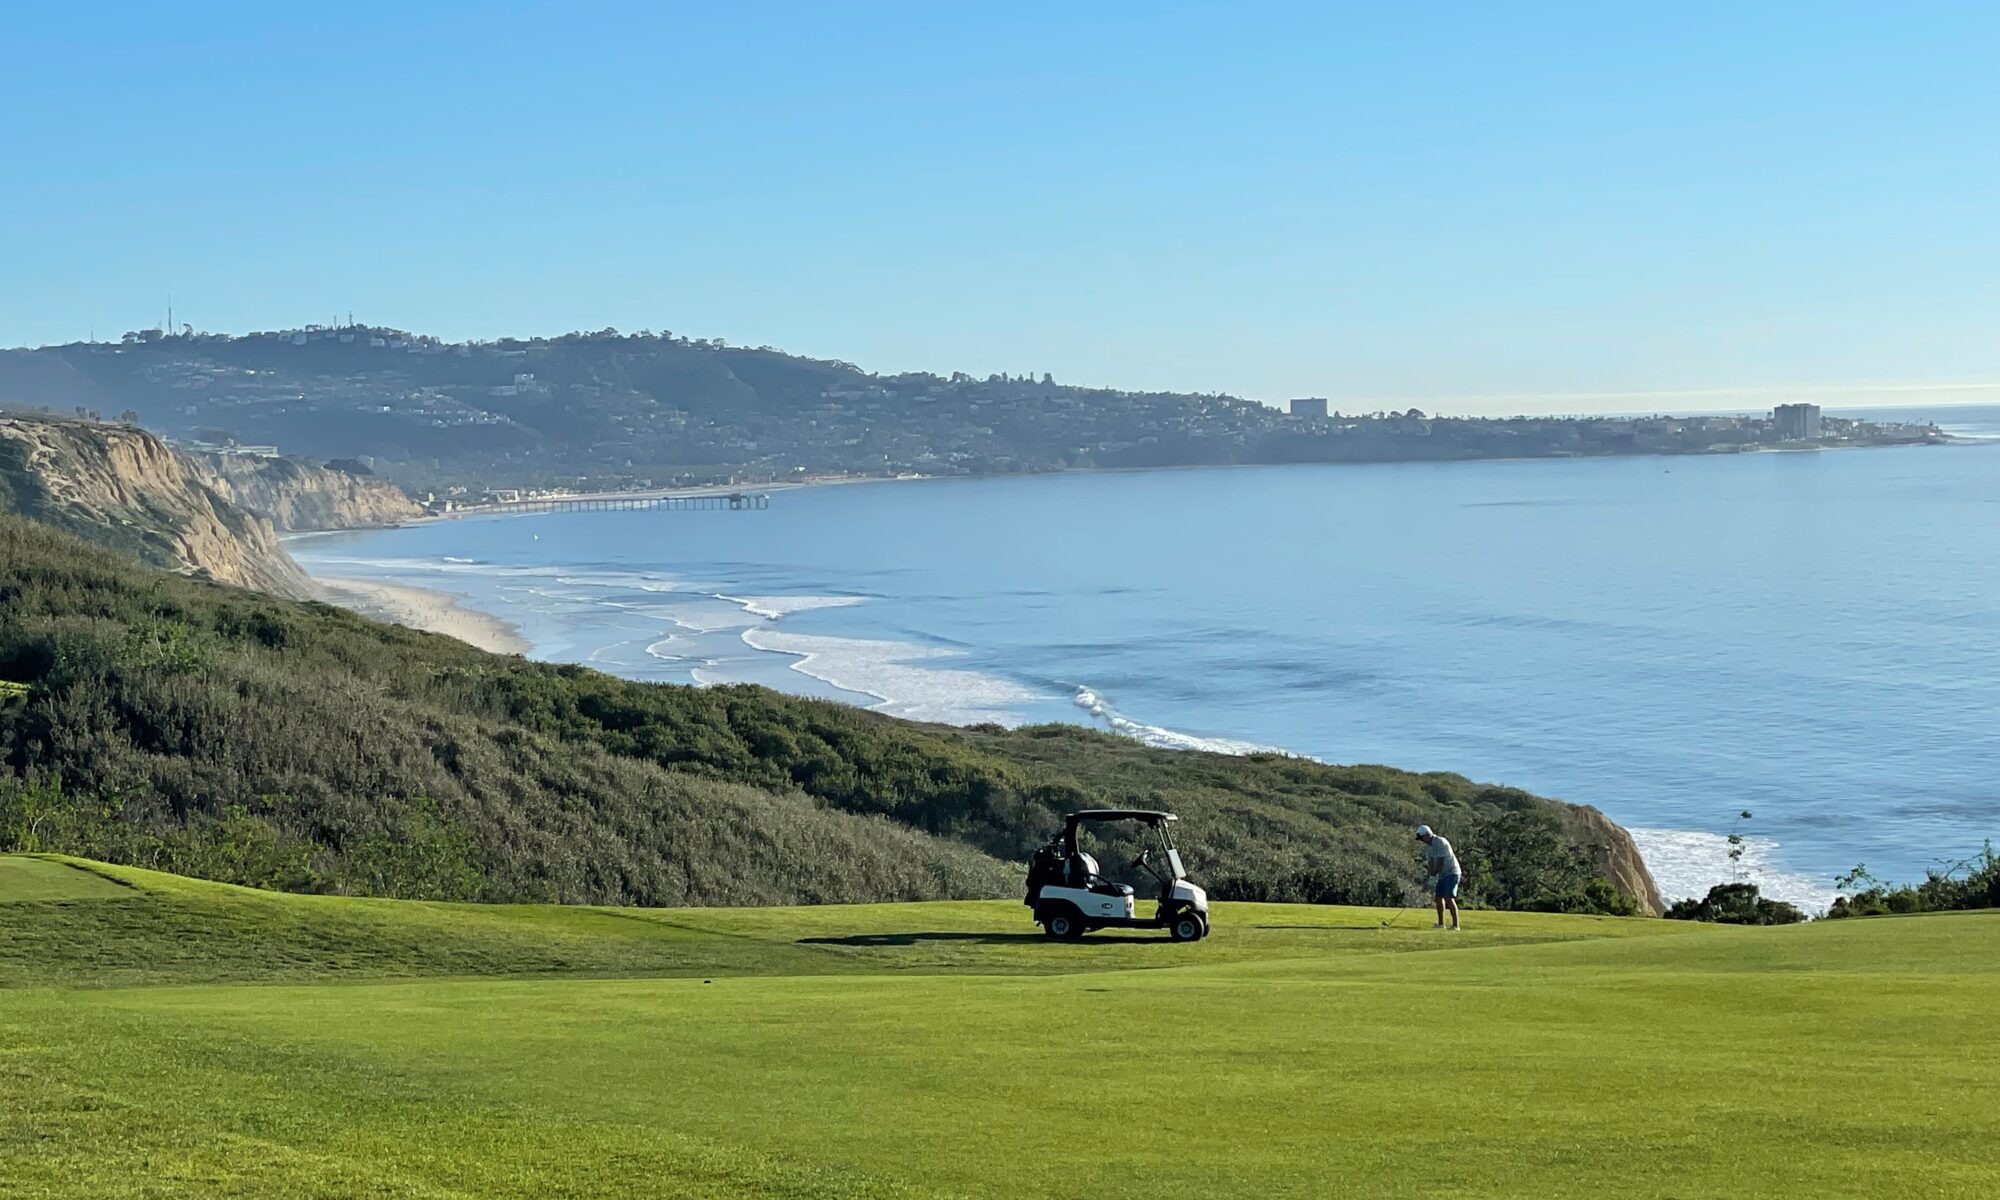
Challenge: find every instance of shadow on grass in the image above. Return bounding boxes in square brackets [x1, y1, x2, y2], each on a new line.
[798, 931, 1172, 947]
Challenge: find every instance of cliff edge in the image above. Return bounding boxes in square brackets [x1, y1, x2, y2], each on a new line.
[0, 415, 313, 599]
[1567, 804, 1665, 915]
[193, 453, 423, 531]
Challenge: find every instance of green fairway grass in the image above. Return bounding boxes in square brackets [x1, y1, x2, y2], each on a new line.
[0, 855, 134, 902]
[0, 855, 1680, 989]
[3, 855, 1996, 1198]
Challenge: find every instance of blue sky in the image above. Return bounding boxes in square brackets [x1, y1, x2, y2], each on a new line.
[6, 2, 1997, 413]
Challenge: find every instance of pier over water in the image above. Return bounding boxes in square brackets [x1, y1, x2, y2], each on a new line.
[444, 492, 771, 516]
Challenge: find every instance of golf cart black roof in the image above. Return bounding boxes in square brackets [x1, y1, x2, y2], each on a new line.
[1065, 809, 1177, 824]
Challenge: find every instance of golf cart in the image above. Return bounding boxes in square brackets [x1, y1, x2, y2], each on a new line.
[1025, 810, 1210, 941]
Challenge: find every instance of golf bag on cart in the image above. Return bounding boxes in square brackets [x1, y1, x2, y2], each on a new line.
[1024, 836, 1090, 906]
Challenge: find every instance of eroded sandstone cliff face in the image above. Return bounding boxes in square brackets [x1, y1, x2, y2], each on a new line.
[1568, 804, 1666, 915]
[192, 453, 422, 531]
[0, 415, 313, 599]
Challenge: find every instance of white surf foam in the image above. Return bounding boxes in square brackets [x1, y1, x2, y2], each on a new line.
[603, 600, 755, 635]
[742, 629, 1044, 725]
[641, 636, 689, 662]
[1073, 687, 1288, 756]
[296, 555, 580, 581]
[553, 572, 680, 591]
[1628, 827, 1839, 914]
[303, 557, 680, 592]
[720, 594, 867, 620]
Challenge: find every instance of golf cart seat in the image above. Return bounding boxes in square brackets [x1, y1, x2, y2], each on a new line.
[1056, 851, 1135, 896]
[1062, 851, 1099, 889]
[1056, 852, 1129, 895]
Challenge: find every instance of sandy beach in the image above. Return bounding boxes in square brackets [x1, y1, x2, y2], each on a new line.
[314, 577, 532, 655]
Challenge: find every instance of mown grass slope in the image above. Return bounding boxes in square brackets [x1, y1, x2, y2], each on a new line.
[0, 855, 1669, 988]
[0, 854, 132, 901]
[4, 856, 1995, 1198]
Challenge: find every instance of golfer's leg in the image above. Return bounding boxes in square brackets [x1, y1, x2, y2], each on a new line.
[1445, 897, 1460, 929]
[1433, 897, 1445, 927]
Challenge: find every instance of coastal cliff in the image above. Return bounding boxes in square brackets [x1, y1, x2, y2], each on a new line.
[1567, 805, 1666, 916]
[0, 415, 313, 599]
[193, 453, 423, 531]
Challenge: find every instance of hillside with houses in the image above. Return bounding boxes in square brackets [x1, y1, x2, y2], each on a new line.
[0, 326, 1947, 497]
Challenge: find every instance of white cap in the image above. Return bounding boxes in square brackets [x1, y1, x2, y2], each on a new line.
[1415, 824, 1433, 838]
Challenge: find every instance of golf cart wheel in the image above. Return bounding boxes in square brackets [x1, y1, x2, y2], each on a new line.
[1043, 910, 1084, 940]
[1169, 912, 1207, 942]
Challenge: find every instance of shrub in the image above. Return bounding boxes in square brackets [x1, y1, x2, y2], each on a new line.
[1664, 882, 1807, 926]
[1825, 843, 2000, 919]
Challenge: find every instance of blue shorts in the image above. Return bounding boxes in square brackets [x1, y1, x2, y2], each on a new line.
[1434, 873, 1461, 900]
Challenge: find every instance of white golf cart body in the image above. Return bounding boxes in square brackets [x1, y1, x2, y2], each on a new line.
[1038, 877, 1209, 922]
[1025, 811, 1210, 941]
[1037, 883, 1136, 922]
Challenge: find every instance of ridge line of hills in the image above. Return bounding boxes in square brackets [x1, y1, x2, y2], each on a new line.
[0, 325, 1946, 500]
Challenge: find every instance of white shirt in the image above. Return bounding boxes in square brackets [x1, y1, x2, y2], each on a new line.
[1423, 836, 1460, 877]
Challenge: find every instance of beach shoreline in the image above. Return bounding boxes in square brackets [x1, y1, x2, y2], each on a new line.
[313, 576, 531, 656]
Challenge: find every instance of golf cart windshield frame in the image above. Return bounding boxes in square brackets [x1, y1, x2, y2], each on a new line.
[1062, 810, 1187, 883]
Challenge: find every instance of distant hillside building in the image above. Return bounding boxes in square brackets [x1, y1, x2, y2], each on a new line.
[1773, 403, 1822, 440]
[1290, 397, 1329, 419]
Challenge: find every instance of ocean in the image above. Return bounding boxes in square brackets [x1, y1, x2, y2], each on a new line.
[293, 406, 2000, 910]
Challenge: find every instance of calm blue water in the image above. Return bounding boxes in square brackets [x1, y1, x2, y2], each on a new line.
[295, 410, 2000, 909]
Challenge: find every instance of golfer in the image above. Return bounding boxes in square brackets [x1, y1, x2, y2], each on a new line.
[1415, 825, 1461, 930]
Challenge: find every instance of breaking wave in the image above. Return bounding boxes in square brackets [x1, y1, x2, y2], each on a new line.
[720, 594, 868, 620]
[742, 628, 1046, 725]
[1073, 687, 1289, 756]
[1627, 827, 1839, 914]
